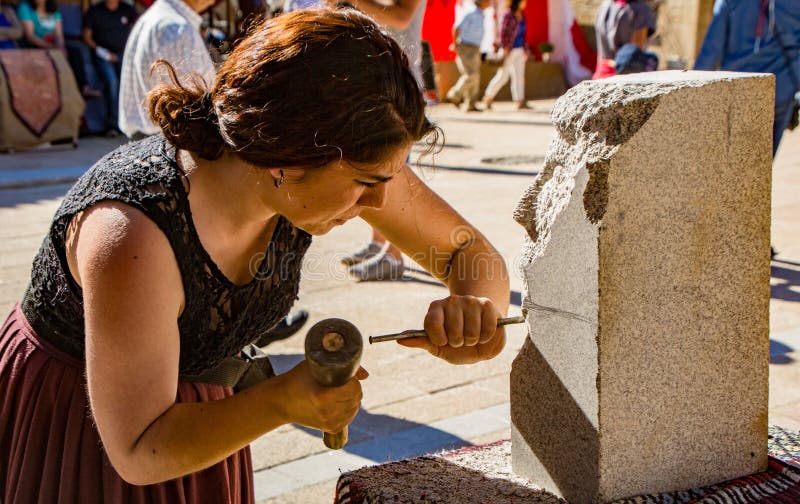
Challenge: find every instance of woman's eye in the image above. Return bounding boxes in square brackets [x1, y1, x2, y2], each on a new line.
[357, 180, 377, 188]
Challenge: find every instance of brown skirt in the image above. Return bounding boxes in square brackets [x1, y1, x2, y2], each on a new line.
[0, 303, 255, 503]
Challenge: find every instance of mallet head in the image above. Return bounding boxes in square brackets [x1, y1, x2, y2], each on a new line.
[304, 318, 363, 388]
[304, 318, 364, 450]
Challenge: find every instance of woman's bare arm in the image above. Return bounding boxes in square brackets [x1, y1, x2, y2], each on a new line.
[344, 0, 422, 30]
[20, 20, 52, 48]
[70, 201, 363, 485]
[53, 18, 64, 49]
[362, 165, 510, 363]
[630, 27, 649, 50]
[0, 8, 23, 42]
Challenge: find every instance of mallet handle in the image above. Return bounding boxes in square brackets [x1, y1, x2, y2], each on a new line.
[323, 430, 348, 449]
[304, 318, 363, 451]
[368, 315, 525, 344]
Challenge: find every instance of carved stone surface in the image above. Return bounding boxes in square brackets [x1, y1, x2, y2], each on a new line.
[512, 71, 774, 503]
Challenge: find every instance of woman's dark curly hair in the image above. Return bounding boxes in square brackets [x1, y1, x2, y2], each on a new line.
[148, 9, 440, 167]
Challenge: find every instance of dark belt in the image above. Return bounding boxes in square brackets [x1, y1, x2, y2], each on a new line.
[178, 344, 276, 391]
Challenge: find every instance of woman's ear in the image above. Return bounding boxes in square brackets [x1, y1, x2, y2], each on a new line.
[267, 168, 283, 185]
[265, 167, 307, 188]
[269, 167, 307, 185]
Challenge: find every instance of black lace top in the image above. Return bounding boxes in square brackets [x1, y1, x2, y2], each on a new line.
[22, 136, 312, 375]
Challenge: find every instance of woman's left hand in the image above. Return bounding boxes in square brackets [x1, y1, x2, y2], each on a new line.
[397, 295, 506, 364]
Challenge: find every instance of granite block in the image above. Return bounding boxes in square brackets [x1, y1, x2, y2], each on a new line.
[512, 71, 773, 502]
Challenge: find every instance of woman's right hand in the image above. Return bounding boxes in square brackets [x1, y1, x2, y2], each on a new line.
[278, 361, 368, 434]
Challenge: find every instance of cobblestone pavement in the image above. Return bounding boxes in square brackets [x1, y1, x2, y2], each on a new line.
[0, 100, 798, 503]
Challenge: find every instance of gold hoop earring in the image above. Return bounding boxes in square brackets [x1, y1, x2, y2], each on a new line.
[274, 170, 284, 188]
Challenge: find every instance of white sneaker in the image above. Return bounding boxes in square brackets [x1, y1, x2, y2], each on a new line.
[348, 252, 405, 281]
[340, 242, 383, 266]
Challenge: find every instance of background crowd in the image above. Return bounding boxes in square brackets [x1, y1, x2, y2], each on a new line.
[0, 0, 797, 255]
[0, 0, 796, 140]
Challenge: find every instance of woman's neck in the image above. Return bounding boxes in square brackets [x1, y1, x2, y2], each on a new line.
[178, 150, 278, 232]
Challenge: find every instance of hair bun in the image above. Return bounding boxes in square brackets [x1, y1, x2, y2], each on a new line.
[147, 61, 226, 160]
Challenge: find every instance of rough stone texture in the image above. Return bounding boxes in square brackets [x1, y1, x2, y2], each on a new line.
[511, 71, 774, 503]
[336, 441, 565, 504]
[333, 430, 800, 504]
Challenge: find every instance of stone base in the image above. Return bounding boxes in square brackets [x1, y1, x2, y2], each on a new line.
[336, 441, 561, 504]
[334, 427, 800, 504]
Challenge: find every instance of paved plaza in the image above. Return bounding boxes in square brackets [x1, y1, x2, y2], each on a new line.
[1, 100, 798, 503]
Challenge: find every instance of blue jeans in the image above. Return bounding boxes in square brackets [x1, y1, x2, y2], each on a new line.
[92, 56, 122, 130]
[773, 97, 796, 157]
[64, 40, 99, 92]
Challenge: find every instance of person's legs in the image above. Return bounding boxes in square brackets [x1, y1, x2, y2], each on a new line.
[773, 98, 795, 157]
[371, 228, 402, 261]
[95, 58, 122, 131]
[345, 166, 407, 280]
[420, 40, 438, 102]
[483, 59, 511, 108]
[347, 227, 404, 281]
[768, 97, 795, 259]
[462, 46, 482, 109]
[340, 240, 383, 266]
[447, 46, 473, 106]
[65, 40, 102, 97]
[509, 48, 527, 107]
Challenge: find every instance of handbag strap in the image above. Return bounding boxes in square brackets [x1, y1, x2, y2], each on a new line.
[755, 0, 769, 41]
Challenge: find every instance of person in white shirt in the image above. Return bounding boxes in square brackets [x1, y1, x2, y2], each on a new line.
[118, 0, 215, 139]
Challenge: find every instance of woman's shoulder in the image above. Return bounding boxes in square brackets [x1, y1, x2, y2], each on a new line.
[89, 136, 179, 182]
[628, 1, 655, 29]
[60, 142, 187, 296]
[16, 2, 33, 17]
[67, 199, 183, 310]
[629, 1, 654, 15]
[74, 200, 172, 259]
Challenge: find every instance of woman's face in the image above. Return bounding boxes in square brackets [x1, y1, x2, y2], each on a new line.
[269, 143, 412, 236]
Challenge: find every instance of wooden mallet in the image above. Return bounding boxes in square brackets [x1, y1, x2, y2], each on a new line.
[304, 318, 364, 450]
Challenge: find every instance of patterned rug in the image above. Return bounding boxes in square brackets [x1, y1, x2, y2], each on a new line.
[0, 49, 61, 137]
[335, 426, 800, 503]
